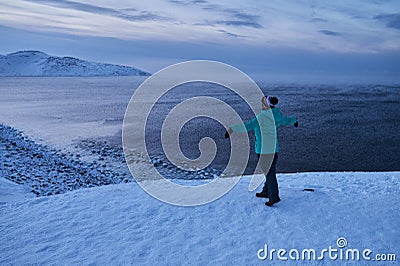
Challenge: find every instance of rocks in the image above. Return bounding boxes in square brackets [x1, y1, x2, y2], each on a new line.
[0, 124, 225, 197]
[0, 124, 127, 197]
[147, 154, 224, 181]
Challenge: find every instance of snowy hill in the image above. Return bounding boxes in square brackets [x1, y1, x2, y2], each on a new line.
[0, 51, 150, 76]
[1, 173, 399, 264]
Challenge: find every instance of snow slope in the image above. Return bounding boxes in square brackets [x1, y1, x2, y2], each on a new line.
[0, 177, 34, 204]
[1, 172, 399, 264]
[0, 51, 150, 76]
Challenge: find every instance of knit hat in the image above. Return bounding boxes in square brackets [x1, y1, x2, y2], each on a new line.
[268, 96, 279, 106]
[262, 96, 279, 109]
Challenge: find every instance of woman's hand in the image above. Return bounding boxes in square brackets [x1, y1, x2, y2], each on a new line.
[225, 128, 233, 138]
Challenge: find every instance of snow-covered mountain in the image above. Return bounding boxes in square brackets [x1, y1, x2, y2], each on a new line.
[0, 51, 150, 76]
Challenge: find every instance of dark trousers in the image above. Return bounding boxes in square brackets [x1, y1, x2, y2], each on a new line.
[257, 153, 280, 201]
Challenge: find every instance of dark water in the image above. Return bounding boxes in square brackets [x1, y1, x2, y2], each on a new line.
[1, 77, 398, 173]
[145, 83, 400, 173]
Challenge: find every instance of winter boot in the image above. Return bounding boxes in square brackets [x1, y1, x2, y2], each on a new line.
[256, 192, 269, 198]
[265, 198, 280, 206]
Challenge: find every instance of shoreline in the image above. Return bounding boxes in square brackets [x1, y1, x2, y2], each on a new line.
[0, 124, 225, 198]
[0, 124, 130, 197]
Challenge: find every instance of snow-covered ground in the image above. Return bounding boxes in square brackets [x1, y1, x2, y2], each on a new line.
[0, 177, 34, 204]
[1, 172, 399, 264]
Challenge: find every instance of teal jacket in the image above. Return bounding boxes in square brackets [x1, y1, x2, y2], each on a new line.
[230, 107, 297, 154]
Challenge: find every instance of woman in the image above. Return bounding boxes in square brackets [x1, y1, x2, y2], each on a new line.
[226, 96, 298, 206]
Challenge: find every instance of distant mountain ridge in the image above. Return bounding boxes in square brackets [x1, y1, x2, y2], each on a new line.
[0, 51, 150, 76]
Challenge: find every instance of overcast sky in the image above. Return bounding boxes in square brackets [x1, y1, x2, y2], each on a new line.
[1, 0, 399, 82]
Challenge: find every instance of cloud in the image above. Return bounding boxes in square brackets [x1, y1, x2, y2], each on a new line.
[233, 13, 260, 21]
[168, 0, 208, 5]
[168, 0, 187, 5]
[215, 20, 263, 29]
[374, 13, 400, 30]
[1, 0, 399, 55]
[202, 5, 261, 24]
[204, 6, 263, 29]
[191, 0, 207, 3]
[217, 29, 246, 38]
[168, 0, 262, 29]
[25, 0, 170, 22]
[319, 30, 340, 36]
[310, 18, 328, 23]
